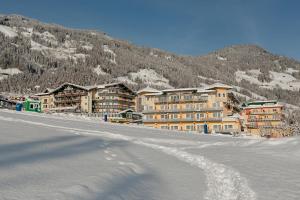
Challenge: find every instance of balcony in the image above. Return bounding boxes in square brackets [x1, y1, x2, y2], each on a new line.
[55, 91, 87, 97]
[248, 111, 280, 115]
[142, 107, 223, 114]
[143, 117, 222, 123]
[154, 97, 208, 104]
[54, 98, 81, 103]
[97, 92, 135, 98]
[247, 117, 282, 122]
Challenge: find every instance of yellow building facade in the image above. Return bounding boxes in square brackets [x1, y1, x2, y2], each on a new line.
[137, 84, 241, 134]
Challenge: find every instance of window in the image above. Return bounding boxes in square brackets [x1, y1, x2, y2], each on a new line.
[196, 113, 206, 119]
[146, 115, 154, 119]
[186, 125, 194, 131]
[223, 93, 226, 97]
[161, 114, 168, 119]
[213, 125, 221, 131]
[185, 104, 193, 109]
[186, 113, 193, 119]
[170, 126, 178, 130]
[170, 114, 178, 119]
[197, 124, 204, 131]
[224, 125, 233, 130]
[30, 104, 34, 109]
[218, 93, 221, 97]
[213, 102, 220, 108]
[213, 112, 221, 118]
[170, 104, 178, 110]
[161, 126, 169, 129]
[43, 99, 48, 103]
[170, 95, 179, 101]
[184, 95, 192, 100]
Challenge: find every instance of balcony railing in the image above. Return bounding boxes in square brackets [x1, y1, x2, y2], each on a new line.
[54, 99, 81, 103]
[142, 107, 223, 114]
[97, 92, 135, 98]
[249, 111, 280, 115]
[143, 117, 222, 123]
[55, 92, 87, 97]
[155, 97, 208, 104]
[247, 117, 282, 122]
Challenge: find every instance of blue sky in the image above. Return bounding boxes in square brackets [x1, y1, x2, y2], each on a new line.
[1, 0, 299, 60]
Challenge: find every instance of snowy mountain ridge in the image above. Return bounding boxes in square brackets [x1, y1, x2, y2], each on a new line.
[1, 14, 300, 107]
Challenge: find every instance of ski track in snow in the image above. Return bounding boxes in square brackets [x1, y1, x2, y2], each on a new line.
[0, 115, 256, 200]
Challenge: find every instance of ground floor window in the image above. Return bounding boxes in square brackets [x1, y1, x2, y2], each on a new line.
[197, 124, 204, 131]
[170, 126, 178, 130]
[213, 124, 222, 131]
[186, 125, 194, 131]
[161, 126, 169, 129]
[224, 124, 233, 130]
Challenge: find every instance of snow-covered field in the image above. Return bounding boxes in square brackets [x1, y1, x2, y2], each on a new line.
[0, 110, 300, 200]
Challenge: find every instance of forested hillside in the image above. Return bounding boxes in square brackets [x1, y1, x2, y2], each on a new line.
[1, 14, 300, 106]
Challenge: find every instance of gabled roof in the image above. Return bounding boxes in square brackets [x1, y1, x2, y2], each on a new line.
[50, 82, 89, 94]
[95, 82, 136, 95]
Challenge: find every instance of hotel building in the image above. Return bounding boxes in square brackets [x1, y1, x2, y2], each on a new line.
[136, 84, 241, 133]
[241, 100, 285, 137]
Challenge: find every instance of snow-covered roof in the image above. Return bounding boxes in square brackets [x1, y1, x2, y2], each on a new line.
[162, 88, 199, 92]
[205, 83, 232, 90]
[50, 83, 89, 93]
[137, 86, 161, 94]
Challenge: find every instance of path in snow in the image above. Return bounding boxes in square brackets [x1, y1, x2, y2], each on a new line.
[0, 113, 256, 200]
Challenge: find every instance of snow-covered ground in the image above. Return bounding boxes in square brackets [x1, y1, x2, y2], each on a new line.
[117, 69, 173, 88]
[0, 109, 300, 200]
[0, 25, 18, 38]
[0, 67, 23, 80]
[235, 69, 300, 91]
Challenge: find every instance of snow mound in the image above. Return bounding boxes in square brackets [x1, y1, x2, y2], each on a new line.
[0, 25, 18, 38]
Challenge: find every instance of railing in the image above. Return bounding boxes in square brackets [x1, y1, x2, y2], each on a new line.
[55, 92, 87, 97]
[249, 111, 280, 115]
[143, 117, 222, 123]
[94, 99, 135, 104]
[142, 107, 223, 114]
[247, 117, 282, 122]
[155, 97, 208, 104]
[97, 92, 135, 98]
[54, 99, 81, 103]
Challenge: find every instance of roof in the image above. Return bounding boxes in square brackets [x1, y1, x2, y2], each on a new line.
[49, 82, 89, 94]
[162, 88, 199, 92]
[137, 86, 161, 94]
[95, 82, 135, 95]
[242, 100, 279, 107]
[205, 83, 233, 90]
[118, 109, 143, 116]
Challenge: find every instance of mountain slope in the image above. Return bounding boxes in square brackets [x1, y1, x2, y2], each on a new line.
[0, 14, 300, 106]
